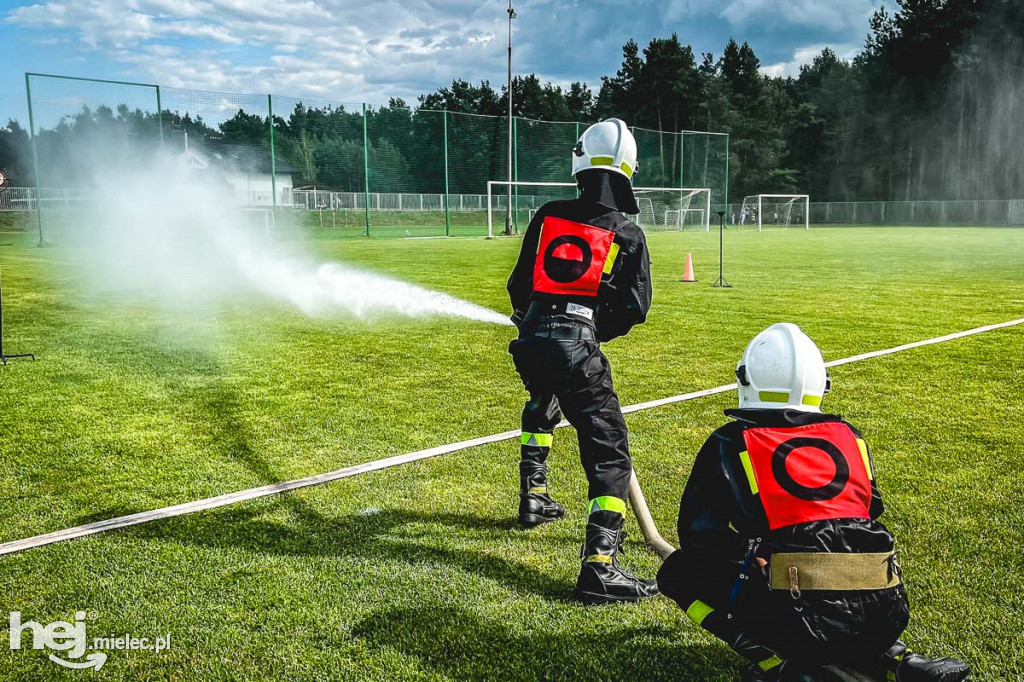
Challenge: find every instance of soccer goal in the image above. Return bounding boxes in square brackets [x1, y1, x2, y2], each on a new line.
[487, 181, 711, 238]
[739, 194, 810, 230]
[241, 207, 276, 240]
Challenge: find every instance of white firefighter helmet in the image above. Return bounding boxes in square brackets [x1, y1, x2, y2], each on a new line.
[571, 118, 638, 181]
[735, 323, 831, 412]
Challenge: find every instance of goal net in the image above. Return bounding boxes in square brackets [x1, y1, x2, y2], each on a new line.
[488, 181, 711, 237]
[739, 194, 810, 230]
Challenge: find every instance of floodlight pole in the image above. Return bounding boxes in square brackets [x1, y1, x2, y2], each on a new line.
[712, 210, 731, 288]
[0, 265, 36, 365]
[505, 0, 516, 236]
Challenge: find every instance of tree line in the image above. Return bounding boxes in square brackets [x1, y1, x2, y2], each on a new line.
[1, 0, 1020, 202]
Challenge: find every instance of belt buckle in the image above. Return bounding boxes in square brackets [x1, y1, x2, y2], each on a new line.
[788, 566, 801, 599]
[888, 550, 902, 582]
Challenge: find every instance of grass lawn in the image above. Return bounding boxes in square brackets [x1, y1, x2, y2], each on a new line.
[0, 224, 1022, 680]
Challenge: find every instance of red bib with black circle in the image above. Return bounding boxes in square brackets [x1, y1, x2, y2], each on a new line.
[533, 216, 615, 297]
[741, 421, 872, 531]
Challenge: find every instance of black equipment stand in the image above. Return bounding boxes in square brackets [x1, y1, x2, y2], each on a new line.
[711, 210, 732, 288]
[0, 265, 36, 365]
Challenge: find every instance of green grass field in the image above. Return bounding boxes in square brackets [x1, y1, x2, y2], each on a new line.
[0, 221, 1022, 680]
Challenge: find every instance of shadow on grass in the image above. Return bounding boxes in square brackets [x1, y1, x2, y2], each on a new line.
[351, 604, 736, 681]
[68, 328, 298, 523]
[62, 326, 584, 601]
[59, 325, 608, 604]
[132, 504, 574, 600]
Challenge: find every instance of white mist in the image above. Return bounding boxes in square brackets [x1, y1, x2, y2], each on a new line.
[76, 154, 512, 326]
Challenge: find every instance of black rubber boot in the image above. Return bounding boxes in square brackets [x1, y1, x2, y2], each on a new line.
[518, 459, 564, 527]
[882, 641, 970, 682]
[572, 510, 659, 604]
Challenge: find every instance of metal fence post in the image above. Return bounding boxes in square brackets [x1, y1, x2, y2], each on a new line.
[24, 73, 45, 247]
[155, 85, 164, 147]
[268, 94, 277, 209]
[724, 134, 730, 209]
[443, 110, 451, 237]
[575, 121, 581, 198]
[513, 116, 519, 232]
[363, 103, 371, 237]
[679, 133, 685, 189]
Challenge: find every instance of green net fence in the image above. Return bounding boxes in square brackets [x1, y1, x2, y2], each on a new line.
[24, 74, 163, 243]
[23, 73, 729, 241]
[632, 127, 729, 208]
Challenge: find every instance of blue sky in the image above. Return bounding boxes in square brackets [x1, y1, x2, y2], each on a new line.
[1, 0, 881, 126]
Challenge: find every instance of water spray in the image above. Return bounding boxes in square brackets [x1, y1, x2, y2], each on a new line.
[76, 154, 511, 326]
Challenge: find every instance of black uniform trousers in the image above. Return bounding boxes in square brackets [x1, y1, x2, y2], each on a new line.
[658, 548, 909, 668]
[509, 333, 632, 501]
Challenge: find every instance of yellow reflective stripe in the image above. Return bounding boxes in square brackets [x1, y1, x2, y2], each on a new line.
[738, 451, 758, 495]
[759, 655, 783, 671]
[856, 438, 873, 480]
[585, 554, 613, 564]
[521, 432, 553, 447]
[528, 486, 547, 494]
[685, 600, 714, 627]
[602, 242, 620, 275]
[801, 394, 822, 407]
[758, 391, 791, 403]
[589, 496, 627, 515]
[590, 156, 614, 167]
[620, 161, 634, 178]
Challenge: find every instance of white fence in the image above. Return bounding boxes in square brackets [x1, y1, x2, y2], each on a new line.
[0, 187, 523, 213]
[809, 200, 1024, 225]
[5, 187, 1024, 226]
[0, 186, 90, 211]
[721, 199, 1024, 226]
[286, 189, 530, 212]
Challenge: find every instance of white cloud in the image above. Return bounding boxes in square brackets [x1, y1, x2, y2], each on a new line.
[720, 0, 877, 32]
[760, 43, 860, 78]
[6, 0, 878, 103]
[8, 0, 508, 102]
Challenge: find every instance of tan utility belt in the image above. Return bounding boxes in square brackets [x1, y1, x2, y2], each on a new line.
[769, 552, 901, 598]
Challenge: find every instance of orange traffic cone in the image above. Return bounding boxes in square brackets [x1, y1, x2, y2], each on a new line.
[681, 252, 697, 282]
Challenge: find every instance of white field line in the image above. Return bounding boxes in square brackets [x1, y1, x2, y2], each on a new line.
[1, 317, 1022, 558]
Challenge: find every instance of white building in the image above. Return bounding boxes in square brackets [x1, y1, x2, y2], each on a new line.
[178, 134, 293, 207]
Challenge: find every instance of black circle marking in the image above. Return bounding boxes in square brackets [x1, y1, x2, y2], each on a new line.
[771, 437, 849, 501]
[543, 234, 593, 283]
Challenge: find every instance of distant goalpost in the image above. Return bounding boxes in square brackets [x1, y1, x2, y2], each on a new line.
[241, 207, 276, 240]
[486, 181, 711, 238]
[740, 194, 810, 230]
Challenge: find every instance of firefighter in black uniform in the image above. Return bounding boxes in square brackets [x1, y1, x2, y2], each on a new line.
[657, 323, 971, 681]
[507, 118, 657, 604]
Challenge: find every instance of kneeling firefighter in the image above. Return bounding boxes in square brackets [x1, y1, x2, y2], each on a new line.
[506, 118, 657, 605]
[657, 323, 970, 681]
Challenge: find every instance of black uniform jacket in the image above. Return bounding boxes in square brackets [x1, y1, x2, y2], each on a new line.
[506, 195, 652, 343]
[659, 408, 909, 662]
